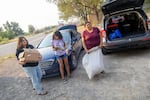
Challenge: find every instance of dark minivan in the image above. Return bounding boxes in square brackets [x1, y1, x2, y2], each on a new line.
[101, 0, 150, 55]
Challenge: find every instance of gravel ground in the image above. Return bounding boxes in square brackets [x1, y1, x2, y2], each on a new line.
[0, 49, 150, 100]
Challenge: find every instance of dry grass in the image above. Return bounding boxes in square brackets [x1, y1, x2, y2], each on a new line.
[0, 33, 36, 45]
[0, 54, 15, 64]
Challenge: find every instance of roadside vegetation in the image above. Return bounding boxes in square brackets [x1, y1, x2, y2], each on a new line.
[0, 21, 24, 44]
[0, 21, 57, 45]
[0, 54, 15, 64]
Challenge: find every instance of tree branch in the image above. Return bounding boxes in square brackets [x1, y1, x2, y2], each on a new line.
[76, 1, 95, 9]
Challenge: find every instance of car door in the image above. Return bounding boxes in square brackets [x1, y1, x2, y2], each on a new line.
[71, 30, 82, 58]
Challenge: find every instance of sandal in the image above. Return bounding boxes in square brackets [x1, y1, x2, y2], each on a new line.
[63, 79, 67, 84]
[66, 75, 71, 80]
[101, 71, 105, 74]
[38, 90, 48, 95]
[33, 87, 44, 90]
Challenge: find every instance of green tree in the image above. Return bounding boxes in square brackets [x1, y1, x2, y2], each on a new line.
[2, 21, 24, 39]
[28, 25, 35, 33]
[3, 21, 15, 39]
[11, 22, 24, 36]
[47, 0, 104, 22]
[0, 27, 3, 32]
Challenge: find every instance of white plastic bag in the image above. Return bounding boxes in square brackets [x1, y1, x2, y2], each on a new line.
[82, 47, 104, 79]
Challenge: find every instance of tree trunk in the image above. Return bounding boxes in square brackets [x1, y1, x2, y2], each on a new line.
[82, 7, 88, 22]
[94, 8, 99, 22]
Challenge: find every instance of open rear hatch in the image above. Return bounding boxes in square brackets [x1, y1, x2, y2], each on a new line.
[106, 11, 146, 41]
[101, 0, 144, 15]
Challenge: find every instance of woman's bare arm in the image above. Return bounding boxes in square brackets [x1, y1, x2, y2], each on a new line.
[99, 29, 103, 48]
[81, 35, 89, 53]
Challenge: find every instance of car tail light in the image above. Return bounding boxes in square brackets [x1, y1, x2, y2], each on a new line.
[147, 19, 150, 30]
[142, 38, 150, 41]
[100, 29, 106, 38]
[100, 29, 106, 43]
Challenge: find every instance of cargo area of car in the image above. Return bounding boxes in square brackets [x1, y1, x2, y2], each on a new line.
[106, 11, 146, 41]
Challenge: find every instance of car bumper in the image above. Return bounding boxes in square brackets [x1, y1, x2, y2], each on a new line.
[103, 39, 150, 52]
[41, 55, 76, 79]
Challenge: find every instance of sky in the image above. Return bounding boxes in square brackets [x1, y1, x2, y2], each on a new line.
[0, 0, 59, 32]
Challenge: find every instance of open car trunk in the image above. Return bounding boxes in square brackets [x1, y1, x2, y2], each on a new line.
[101, 0, 144, 15]
[106, 11, 146, 41]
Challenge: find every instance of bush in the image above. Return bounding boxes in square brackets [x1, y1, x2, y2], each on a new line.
[3, 38, 9, 42]
[0, 36, 3, 42]
[0, 31, 15, 39]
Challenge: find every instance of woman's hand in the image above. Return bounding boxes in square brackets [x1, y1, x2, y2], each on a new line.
[86, 50, 90, 54]
[53, 47, 59, 51]
[18, 59, 26, 65]
[53, 47, 65, 51]
[18, 58, 26, 65]
[99, 42, 104, 48]
[66, 49, 69, 55]
[38, 55, 42, 61]
[19, 61, 26, 65]
[98, 45, 102, 48]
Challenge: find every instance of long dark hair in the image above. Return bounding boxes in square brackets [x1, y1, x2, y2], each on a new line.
[52, 31, 63, 40]
[17, 37, 28, 49]
[52, 31, 66, 47]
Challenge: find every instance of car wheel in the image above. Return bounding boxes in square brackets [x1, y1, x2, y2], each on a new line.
[102, 47, 109, 55]
[71, 51, 78, 69]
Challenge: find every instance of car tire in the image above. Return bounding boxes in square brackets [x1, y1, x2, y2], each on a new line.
[71, 51, 78, 69]
[102, 47, 109, 55]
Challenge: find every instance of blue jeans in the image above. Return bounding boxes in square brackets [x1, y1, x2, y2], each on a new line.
[23, 65, 43, 94]
[56, 53, 67, 60]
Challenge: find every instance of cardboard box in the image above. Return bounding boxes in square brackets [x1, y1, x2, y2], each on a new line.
[19, 49, 41, 63]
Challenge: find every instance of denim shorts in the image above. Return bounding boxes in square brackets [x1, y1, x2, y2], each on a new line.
[56, 53, 67, 59]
